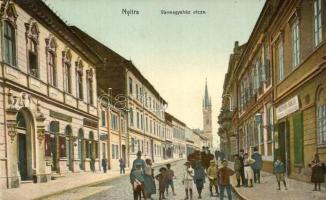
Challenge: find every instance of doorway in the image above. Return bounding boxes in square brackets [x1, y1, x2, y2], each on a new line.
[65, 126, 73, 171]
[16, 109, 33, 181]
[277, 121, 290, 175]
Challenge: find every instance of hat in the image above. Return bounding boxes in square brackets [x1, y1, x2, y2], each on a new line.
[136, 151, 142, 156]
[221, 159, 227, 164]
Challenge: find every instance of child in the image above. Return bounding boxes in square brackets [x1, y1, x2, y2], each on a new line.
[274, 156, 287, 190]
[130, 163, 146, 200]
[183, 161, 194, 200]
[207, 160, 219, 196]
[217, 160, 234, 200]
[165, 163, 176, 196]
[155, 167, 167, 200]
[243, 153, 255, 187]
[234, 154, 241, 187]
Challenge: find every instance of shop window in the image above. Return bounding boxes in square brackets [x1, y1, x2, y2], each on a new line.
[59, 136, 66, 158]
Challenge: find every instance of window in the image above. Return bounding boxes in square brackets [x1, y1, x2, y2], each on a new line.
[4, 21, 16, 66]
[101, 110, 106, 127]
[141, 114, 144, 130]
[145, 117, 148, 132]
[76, 63, 83, 99]
[267, 105, 273, 142]
[46, 37, 57, 87]
[129, 77, 133, 95]
[63, 62, 71, 93]
[112, 144, 115, 159]
[264, 45, 270, 82]
[28, 41, 38, 77]
[111, 114, 118, 130]
[136, 84, 139, 99]
[257, 57, 263, 88]
[277, 42, 284, 82]
[317, 88, 326, 145]
[292, 20, 300, 68]
[314, 0, 322, 46]
[129, 108, 134, 126]
[87, 72, 94, 105]
[48, 52, 56, 86]
[87, 70, 94, 105]
[137, 112, 140, 129]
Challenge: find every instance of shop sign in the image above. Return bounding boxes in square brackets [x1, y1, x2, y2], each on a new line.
[50, 110, 72, 122]
[83, 118, 98, 129]
[276, 96, 300, 120]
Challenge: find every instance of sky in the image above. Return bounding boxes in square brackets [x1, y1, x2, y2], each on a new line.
[46, 0, 265, 148]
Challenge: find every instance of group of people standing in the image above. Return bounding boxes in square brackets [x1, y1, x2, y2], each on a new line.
[130, 151, 176, 200]
[182, 159, 235, 200]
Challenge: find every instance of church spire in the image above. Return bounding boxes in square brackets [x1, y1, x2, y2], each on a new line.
[203, 78, 211, 108]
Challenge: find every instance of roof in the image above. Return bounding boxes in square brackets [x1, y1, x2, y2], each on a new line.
[70, 26, 167, 105]
[165, 112, 186, 127]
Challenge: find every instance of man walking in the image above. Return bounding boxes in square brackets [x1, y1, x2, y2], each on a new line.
[102, 157, 108, 173]
[251, 147, 262, 183]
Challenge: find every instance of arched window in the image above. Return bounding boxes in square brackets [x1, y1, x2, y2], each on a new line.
[4, 21, 16, 66]
[46, 35, 57, 86]
[26, 19, 39, 77]
[63, 49, 72, 93]
[317, 87, 326, 145]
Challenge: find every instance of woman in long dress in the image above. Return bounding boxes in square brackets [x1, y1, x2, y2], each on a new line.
[144, 159, 156, 199]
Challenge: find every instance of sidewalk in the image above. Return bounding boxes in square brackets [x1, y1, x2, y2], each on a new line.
[230, 168, 326, 200]
[1, 158, 183, 200]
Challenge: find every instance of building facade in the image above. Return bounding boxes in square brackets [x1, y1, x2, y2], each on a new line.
[219, 0, 326, 181]
[0, 0, 101, 189]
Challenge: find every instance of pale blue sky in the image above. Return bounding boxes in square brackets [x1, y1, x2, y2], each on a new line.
[47, 0, 265, 147]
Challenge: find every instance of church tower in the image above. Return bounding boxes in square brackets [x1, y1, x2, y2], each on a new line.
[203, 79, 213, 148]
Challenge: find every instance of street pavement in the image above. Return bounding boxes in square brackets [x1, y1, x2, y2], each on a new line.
[45, 159, 239, 200]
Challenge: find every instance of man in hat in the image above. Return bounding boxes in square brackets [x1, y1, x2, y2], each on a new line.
[183, 161, 194, 200]
[207, 160, 219, 196]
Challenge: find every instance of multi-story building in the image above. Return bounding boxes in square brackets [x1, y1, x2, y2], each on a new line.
[69, 26, 168, 165]
[218, 41, 246, 161]
[0, 0, 101, 189]
[165, 112, 186, 159]
[163, 113, 173, 159]
[219, 0, 326, 181]
[98, 98, 127, 170]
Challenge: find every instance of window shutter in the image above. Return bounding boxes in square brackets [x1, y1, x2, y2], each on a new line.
[293, 112, 304, 166]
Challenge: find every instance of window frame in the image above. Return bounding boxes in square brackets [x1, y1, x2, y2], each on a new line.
[313, 0, 322, 47]
[3, 21, 16, 67]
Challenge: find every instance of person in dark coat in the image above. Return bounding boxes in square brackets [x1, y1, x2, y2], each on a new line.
[194, 161, 206, 199]
[119, 158, 126, 174]
[251, 147, 262, 183]
[309, 153, 325, 191]
[102, 157, 108, 173]
[215, 150, 220, 161]
[239, 149, 245, 186]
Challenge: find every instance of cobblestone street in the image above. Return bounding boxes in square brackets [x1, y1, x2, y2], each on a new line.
[44, 159, 239, 200]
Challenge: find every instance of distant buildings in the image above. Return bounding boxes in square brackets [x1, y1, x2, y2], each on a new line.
[218, 0, 326, 182]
